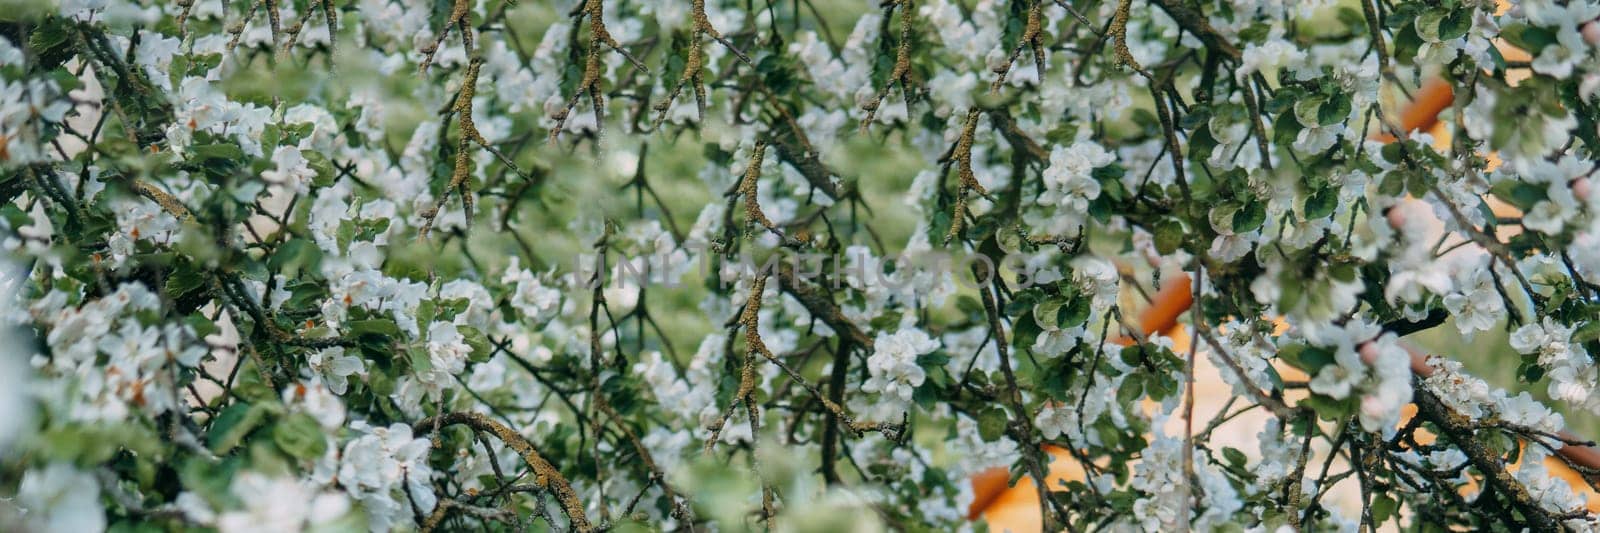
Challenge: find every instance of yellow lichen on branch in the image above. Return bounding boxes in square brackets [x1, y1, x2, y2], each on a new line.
[415, 412, 593, 532]
[703, 274, 769, 453]
[419, 58, 484, 239]
[419, 0, 475, 72]
[860, 0, 916, 131]
[550, 0, 648, 143]
[129, 178, 192, 221]
[654, 0, 751, 126]
[226, 0, 282, 53]
[278, 0, 338, 62]
[989, 0, 1046, 92]
[943, 108, 986, 244]
[738, 141, 775, 230]
[1109, 0, 1148, 76]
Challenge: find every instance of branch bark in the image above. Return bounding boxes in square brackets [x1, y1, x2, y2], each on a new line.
[1411, 386, 1561, 531]
[414, 412, 593, 532]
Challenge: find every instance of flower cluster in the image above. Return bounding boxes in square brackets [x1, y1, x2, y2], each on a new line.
[2, 0, 1600, 531]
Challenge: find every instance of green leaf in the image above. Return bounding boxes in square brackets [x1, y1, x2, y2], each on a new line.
[1520, 360, 1546, 383]
[1237, 23, 1271, 42]
[1004, 290, 1038, 317]
[869, 311, 903, 330]
[1094, 421, 1123, 449]
[917, 351, 951, 367]
[190, 143, 245, 163]
[977, 407, 1009, 442]
[1032, 299, 1061, 330]
[1298, 347, 1336, 373]
[1303, 187, 1337, 220]
[1293, 96, 1328, 128]
[28, 19, 70, 52]
[459, 325, 491, 363]
[273, 413, 329, 460]
[367, 368, 396, 396]
[1179, 106, 1211, 131]
[268, 238, 324, 275]
[1405, 168, 1432, 198]
[303, 149, 337, 188]
[1117, 374, 1144, 405]
[1336, 7, 1367, 32]
[349, 319, 401, 339]
[912, 381, 940, 411]
[165, 265, 208, 301]
[1318, 94, 1352, 126]
[1490, 180, 1547, 212]
[1146, 372, 1177, 401]
[1329, 262, 1359, 283]
[1573, 321, 1600, 344]
[1223, 447, 1249, 468]
[757, 55, 799, 93]
[49, 67, 82, 93]
[1057, 294, 1091, 330]
[209, 403, 270, 454]
[1232, 200, 1267, 233]
[1504, 24, 1557, 55]
[184, 312, 221, 340]
[1438, 10, 1471, 41]
[1380, 142, 1404, 164]
[408, 346, 434, 373]
[26, 18, 75, 66]
[1371, 494, 1399, 523]
[1413, 10, 1446, 42]
[1301, 393, 1356, 421]
[1274, 109, 1303, 147]
[1153, 219, 1185, 255]
[1091, 163, 1126, 181]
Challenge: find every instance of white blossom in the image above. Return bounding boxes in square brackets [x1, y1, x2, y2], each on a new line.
[862, 327, 939, 408]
